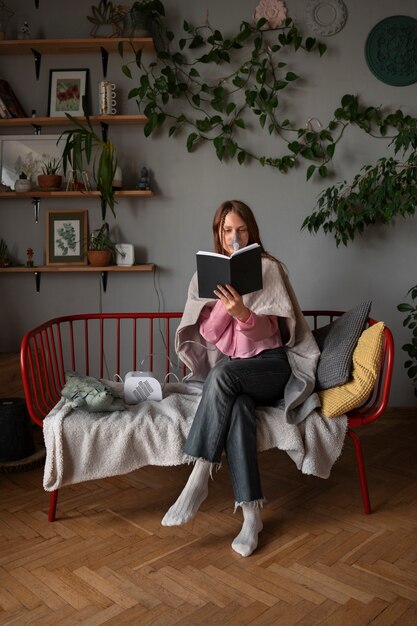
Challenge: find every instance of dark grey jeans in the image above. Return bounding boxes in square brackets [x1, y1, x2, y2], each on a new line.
[184, 347, 291, 503]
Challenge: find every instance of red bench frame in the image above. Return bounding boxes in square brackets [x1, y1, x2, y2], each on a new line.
[20, 311, 394, 521]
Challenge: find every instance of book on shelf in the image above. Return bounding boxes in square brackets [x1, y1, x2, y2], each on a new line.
[196, 243, 263, 299]
[0, 80, 27, 118]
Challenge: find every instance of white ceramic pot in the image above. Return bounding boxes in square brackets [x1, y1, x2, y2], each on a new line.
[15, 179, 32, 192]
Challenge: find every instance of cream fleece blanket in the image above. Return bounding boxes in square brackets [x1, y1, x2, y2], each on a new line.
[42, 382, 347, 491]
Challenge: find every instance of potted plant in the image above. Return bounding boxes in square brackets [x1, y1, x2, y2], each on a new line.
[124, 0, 165, 37]
[60, 113, 118, 216]
[0, 238, 10, 267]
[87, 222, 117, 266]
[14, 153, 39, 192]
[37, 156, 63, 190]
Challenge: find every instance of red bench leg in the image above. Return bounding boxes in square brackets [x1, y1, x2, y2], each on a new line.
[347, 428, 371, 514]
[48, 490, 58, 522]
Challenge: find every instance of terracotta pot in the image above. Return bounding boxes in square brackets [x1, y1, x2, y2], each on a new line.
[87, 250, 112, 267]
[37, 174, 62, 190]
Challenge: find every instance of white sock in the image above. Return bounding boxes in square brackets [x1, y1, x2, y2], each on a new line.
[231, 503, 263, 557]
[161, 459, 211, 526]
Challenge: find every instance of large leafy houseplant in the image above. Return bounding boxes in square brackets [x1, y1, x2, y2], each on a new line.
[397, 286, 417, 398]
[301, 100, 417, 246]
[299, 98, 417, 395]
[59, 113, 118, 217]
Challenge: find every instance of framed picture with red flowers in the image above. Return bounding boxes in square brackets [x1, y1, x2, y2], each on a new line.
[48, 69, 89, 117]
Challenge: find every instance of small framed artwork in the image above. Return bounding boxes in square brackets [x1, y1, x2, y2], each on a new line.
[48, 69, 89, 117]
[46, 209, 88, 266]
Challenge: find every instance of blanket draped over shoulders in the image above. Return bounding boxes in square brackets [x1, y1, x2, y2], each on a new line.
[175, 256, 321, 425]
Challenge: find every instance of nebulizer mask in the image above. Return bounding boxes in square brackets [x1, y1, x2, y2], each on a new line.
[230, 233, 242, 253]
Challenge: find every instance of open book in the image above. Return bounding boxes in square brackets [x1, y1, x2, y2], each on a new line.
[196, 243, 263, 299]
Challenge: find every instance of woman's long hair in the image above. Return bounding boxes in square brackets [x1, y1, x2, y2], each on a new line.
[212, 200, 278, 263]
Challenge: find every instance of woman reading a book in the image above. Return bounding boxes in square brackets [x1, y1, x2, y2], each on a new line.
[162, 200, 320, 557]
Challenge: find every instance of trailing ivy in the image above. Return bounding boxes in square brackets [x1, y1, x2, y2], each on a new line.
[398, 285, 417, 397]
[119, 13, 331, 175]
[301, 106, 417, 245]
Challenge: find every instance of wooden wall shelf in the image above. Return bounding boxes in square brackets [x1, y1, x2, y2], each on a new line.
[0, 115, 147, 129]
[0, 264, 155, 292]
[0, 38, 154, 55]
[0, 264, 154, 273]
[0, 190, 153, 199]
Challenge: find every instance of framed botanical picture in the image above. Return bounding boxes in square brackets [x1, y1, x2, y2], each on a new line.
[48, 69, 89, 117]
[46, 209, 88, 266]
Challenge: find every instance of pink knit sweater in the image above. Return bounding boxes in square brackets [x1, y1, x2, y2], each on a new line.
[199, 301, 282, 358]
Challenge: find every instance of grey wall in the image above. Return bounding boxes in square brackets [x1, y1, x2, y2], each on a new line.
[1, 0, 416, 405]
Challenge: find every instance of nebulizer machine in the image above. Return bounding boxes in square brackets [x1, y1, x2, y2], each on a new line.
[123, 370, 163, 404]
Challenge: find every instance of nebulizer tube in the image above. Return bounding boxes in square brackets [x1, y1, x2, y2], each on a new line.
[231, 234, 241, 252]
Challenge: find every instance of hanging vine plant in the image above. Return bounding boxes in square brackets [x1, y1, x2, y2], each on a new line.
[117, 2, 417, 229]
[301, 105, 417, 245]
[119, 8, 335, 176]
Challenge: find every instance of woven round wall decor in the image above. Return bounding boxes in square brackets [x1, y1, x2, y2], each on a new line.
[365, 15, 417, 86]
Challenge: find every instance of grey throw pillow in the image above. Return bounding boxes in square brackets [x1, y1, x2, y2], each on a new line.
[313, 301, 372, 391]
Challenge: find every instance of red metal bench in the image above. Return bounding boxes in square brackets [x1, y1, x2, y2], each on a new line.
[20, 311, 394, 521]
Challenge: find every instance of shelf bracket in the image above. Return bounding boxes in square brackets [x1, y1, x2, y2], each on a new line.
[35, 0, 39, 7]
[101, 271, 108, 292]
[32, 197, 41, 223]
[31, 48, 42, 80]
[34, 271, 41, 292]
[100, 196, 107, 221]
[100, 46, 109, 78]
[100, 122, 109, 143]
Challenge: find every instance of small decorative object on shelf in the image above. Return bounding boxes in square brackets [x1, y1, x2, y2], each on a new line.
[18, 20, 31, 40]
[87, 0, 128, 37]
[136, 166, 150, 190]
[14, 153, 39, 192]
[99, 80, 117, 115]
[115, 243, 134, 266]
[26, 248, 34, 268]
[0, 238, 10, 267]
[66, 170, 92, 191]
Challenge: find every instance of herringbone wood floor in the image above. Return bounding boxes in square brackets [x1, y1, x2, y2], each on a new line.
[0, 408, 416, 625]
